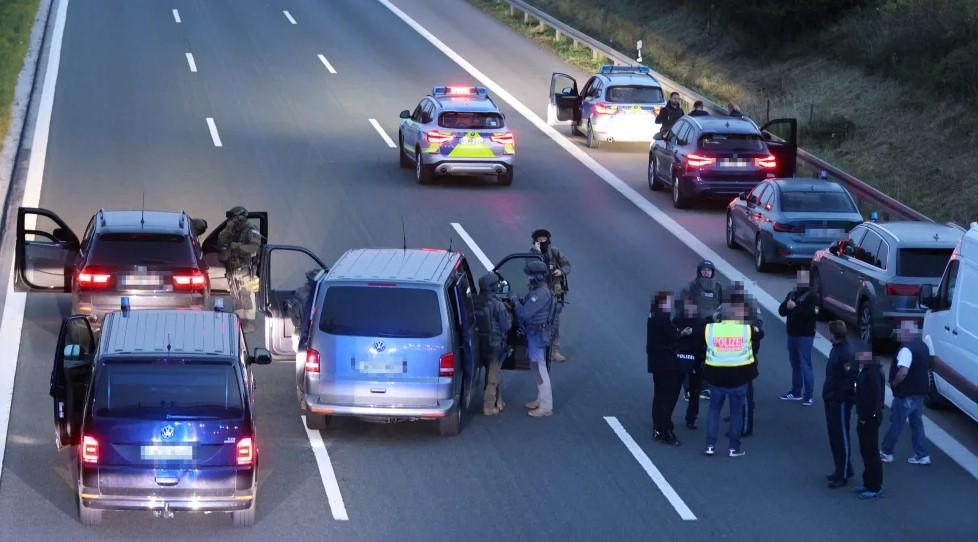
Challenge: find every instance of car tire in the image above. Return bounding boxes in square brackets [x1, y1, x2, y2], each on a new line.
[232, 499, 257, 528]
[438, 398, 462, 436]
[858, 300, 875, 347]
[305, 413, 331, 431]
[726, 213, 738, 249]
[78, 495, 102, 526]
[498, 167, 513, 186]
[672, 173, 689, 209]
[398, 134, 411, 169]
[415, 149, 432, 185]
[754, 235, 770, 272]
[648, 156, 664, 191]
[924, 369, 950, 409]
[586, 121, 599, 149]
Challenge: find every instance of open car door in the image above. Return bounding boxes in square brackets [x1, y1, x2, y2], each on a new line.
[50, 316, 95, 449]
[258, 245, 328, 360]
[201, 211, 268, 295]
[15, 207, 79, 292]
[491, 252, 549, 371]
[548, 73, 580, 125]
[760, 118, 798, 178]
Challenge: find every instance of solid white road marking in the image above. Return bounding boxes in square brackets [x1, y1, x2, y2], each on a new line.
[377, 0, 978, 479]
[172, 8, 181, 23]
[317, 54, 337, 74]
[605, 417, 697, 520]
[283, 10, 297, 24]
[0, 0, 70, 484]
[451, 223, 493, 272]
[302, 416, 349, 521]
[368, 118, 396, 148]
[205, 117, 223, 147]
[185, 52, 197, 73]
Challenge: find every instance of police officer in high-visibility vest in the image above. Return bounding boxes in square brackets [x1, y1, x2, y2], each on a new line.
[703, 303, 759, 457]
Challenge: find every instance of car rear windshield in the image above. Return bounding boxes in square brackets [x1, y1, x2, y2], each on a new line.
[438, 112, 504, 129]
[898, 248, 954, 278]
[93, 362, 244, 419]
[319, 286, 442, 338]
[605, 85, 664, 103]
[699, 133, 765, 152]
[90, 233, 194, 267]
[780, 191, 857, 213]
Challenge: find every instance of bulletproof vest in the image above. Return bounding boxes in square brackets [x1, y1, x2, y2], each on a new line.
[890, 337, 931, 398]
[474, 296, 503, 351]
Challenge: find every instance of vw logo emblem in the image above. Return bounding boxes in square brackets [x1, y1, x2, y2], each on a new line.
[160, 425, 175, 440]
[373, 340, 386, 352]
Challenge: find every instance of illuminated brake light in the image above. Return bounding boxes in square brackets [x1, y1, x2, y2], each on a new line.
[754, 154, 777, 169]
[686, 153, 716, 168]
[491, 131, 514, 146]
[81, 435, 99, 464]
[439, 353, 455, 377]
[236, 437, 254, 466]
[426, 130, 454, 146]
[886, 283, 921, 297]
[173, 270, 207, 291]
[773, 222, 805, 233]
[78, 269, 112, 289]
[305, 348, 320, 373]
[593, 103, 618, 115]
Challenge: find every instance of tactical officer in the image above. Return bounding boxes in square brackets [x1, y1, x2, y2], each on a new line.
[683, 260, 724, 320]
[288, 269, 323, 352]
[514, 260, 556, 418]
[702, 302, 758, 457]
[824, 321, 858, 488]
[530, 229, 571, 362]
[217, 207, 262, 332]
[477, 273, 513, 416]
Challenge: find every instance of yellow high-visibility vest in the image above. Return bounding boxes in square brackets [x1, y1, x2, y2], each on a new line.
[705, 322, 754, 367]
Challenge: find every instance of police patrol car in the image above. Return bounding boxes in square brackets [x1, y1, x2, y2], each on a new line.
[398, 86, 515, 185]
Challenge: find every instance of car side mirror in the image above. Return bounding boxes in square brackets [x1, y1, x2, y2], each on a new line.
[251, 347, 272, 365]
[653, 132, 664, 141]
[63, 344, 81, 360]
[399, 110, 411, 119]
[561, 87, 575, 96]
[919, 285, 935, 310]
[738, 191, 747, 201]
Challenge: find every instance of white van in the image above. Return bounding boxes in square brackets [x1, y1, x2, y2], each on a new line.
[921, 222, 978, 422]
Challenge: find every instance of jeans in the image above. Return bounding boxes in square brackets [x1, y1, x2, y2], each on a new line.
[527, 338, 553, 411]
[787, 335, 815, 400]
[881, 395, 928, 458]
[706, 384, 747, 451]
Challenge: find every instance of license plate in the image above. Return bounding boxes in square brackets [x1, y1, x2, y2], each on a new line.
[719, 160, 748, 168]
[806, 228, 844, 239]
[356, 360, 405, 374]
[460, 135, 483, 145]
[122, 275, 162, 287]
[141, 445, 193, 461]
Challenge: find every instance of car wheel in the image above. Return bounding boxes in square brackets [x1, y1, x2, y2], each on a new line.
[672, 173, 689, 209]
[415, 149, 432, 185]
[232, 499, 257, 527]
[305, 413, 331, 431]
[726, 213, 738, 249]
[586, 121, 599, 149]
[398, 134, 411, 169]
[754, 235, 770, 272]
[78, 495, 103, 526]
[858, 300, 874, 346]
[438, 398, 462, 436]
[648, 156, 664, 191]
[924, 369, 950, 409]
[498, 167, 513, 186]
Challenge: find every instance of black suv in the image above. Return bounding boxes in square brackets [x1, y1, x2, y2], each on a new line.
[648, 116, 797, 208]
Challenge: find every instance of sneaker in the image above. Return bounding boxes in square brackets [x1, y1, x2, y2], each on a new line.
[729, 448, 746, 458]
[527, 408, 552, 418]
[683, 392, 690, 402]
[704, 446, 716, 456]
[525, 400, 540, 410]
[699, 389, 711, 400]
[857, 490, 883, 500]
[802, 398, 815, 407]
[908, 455, 932, 465]
[879, 451, 894, 463]
[779, 392, 803, 401]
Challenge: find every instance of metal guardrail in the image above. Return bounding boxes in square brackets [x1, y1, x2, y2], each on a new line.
[494, 0, 933, 223]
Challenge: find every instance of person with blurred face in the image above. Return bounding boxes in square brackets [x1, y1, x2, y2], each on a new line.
[853, 347, 884, 499]
[647, 291, 685, 445]
[674, 296, 708, 430]
[824, 321, 859, 488]
[880, 320, 932, 465]
[655, 92, 685, 134]
[703, 302, 758, 457]
[779, 269, 818, 406]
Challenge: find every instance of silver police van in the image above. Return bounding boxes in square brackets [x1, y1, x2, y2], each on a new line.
[257, 246, 552, 436]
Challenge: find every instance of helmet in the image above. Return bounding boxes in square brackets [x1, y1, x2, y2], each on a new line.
[524, 260, 548, 276]
[531, 229, 551, 240]
[696, 259, 716, 275]
[478, 273, 500, 295]
[227, 206, 248, 219]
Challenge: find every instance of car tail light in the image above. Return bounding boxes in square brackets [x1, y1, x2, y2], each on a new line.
[77, 268, 112, 289]
[172, 269, 207, 291]
[439, 353, 455, 377]
[773, 222, 805, 233]
[305, 347, 321, 373]
[886, 283, 921, 297]
[754, 154, 777, 169]
[426, 130, 454, 145]
[236, 437, 254, 466]
[491, 131, 515, 146]
[81, 435, 99, 464]
[593, 103, 618, 115]
[686, 153, 716, 168]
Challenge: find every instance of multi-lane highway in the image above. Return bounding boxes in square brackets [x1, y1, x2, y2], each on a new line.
[0, 1, 976, 540]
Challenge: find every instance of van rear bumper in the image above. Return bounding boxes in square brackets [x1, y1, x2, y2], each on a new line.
[305, 393, 456, 419]
[80, 465, 255, 512]
[78, 488, 255, 512]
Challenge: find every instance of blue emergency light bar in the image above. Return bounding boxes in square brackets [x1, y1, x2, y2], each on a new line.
[599, 65, 650, 75]
[432, 86, 489, 97]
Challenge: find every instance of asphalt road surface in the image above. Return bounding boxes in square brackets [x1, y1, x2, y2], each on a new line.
[0, 1, 975, 541]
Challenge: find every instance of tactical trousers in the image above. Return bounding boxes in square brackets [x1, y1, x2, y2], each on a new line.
[228, 269, 256, 323]
[483, 347, 504, 411]
[825, 400, 854, 480]
[528, 338, 552, 411]
[652, 369, 684, 433]
[857, 416, 883, 492]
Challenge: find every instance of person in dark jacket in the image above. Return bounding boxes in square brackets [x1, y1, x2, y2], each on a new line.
[683, 260, 724, 320]
[477, 273, 513, 416]
[824, 321, 859, 488]
[726, 102, 744, 118]
[655, 92, 684, 134]
[530, 229, 571, 362]
[779, 269, 819, 405]
[880, 320, 932, 465]
[647, 291, 686, 445]
[688, 100, 709, 117]
[854, 346, 884, 499]
[674, 296, 708, 429]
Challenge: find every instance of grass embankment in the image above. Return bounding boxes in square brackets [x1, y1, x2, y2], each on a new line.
[0, 0, 40, 143]
[468, 0, 978, 225]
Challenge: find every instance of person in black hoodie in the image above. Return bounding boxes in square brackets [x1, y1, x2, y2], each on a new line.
[674, 296, 708, 429]
[778, 269, 819, 405]
[647, 291, 686, 445]
[824, 321, 859, 488]
[854, 346, 884, 499]
[655, 92, 685, 135]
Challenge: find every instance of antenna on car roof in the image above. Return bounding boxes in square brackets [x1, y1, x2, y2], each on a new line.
[140, 191, 145, 228]
[166, 334, 172, 355]
[401, 216, 407, 252]
[448, 235, 454, 252]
